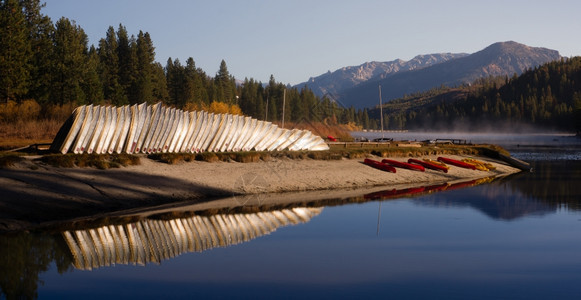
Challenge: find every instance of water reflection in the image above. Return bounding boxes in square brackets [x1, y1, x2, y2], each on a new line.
[61, 207, 322, 270]
[2, 158, 580, 299]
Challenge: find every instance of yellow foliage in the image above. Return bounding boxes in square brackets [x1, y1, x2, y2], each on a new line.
[208, 101, 230, 114]
[43, 102, 76, 121]
[206, 101, 242, 115]
[0, 101, 18, 122]
[228, 104, 242, 115]
[0, 99, 41, 122]
[183, 102, 202, 112]
[17, 99, 41, 120]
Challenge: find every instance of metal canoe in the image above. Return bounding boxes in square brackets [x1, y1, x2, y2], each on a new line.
[135, 104, 152, 153]
[163, 108, 182, 152]
[231, 116, 252, 152]
[200, 114, 222, 152]
[207, 113, 229, 152]
[156, 108, 175, 153]
[86, 106, 105, 154]
[174, 110, 192, 153]
[108, 106, 124, 154]
[73, 105, 94, 154]
[276, 129, 301, 151]
[191, 112, 211, 153]
[55, 106, 84, 154]
[213, 114, 234, 152]
[253, 123, 278, 151]
[142, 102, 163, 153]
[267, 128, 293, 151]
[179, 111, 197, 153]
[237, 118, 257, 151]
[223, 115, 242, 152]
[151, 106, 170, 153]
[95, 106, 113, 154]
[115, 106, 132, 154]
[168, 110, 185, 153]
[242, 120, 267, 151]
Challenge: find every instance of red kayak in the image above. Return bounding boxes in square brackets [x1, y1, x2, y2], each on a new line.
[381, 159, 425, 172]
[363, 158, 396, 173]
[437, 157, 476, 170]
[408, 158, 448, 173]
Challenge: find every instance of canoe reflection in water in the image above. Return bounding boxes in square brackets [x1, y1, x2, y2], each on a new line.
[364, 177, 496, 200]
[61, 207, 322, 270]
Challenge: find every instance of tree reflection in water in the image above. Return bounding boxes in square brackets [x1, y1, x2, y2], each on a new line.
[0, 232, 73, 300]
[1, 159, 579, 299]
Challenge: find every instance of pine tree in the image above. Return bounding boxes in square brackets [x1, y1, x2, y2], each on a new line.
[50, 17, 89, 105]
[135, 31, 155, 103]
[116, 24, 137, 103]
[151, 62, 169, 102]
[83, 46, 103, 104]
[98, 26, 125, 104]
[21, 0, 53, 103]
[0, 0, 30, 102]
[214, 59, 236, 103]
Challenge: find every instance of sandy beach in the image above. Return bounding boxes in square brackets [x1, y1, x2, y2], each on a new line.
[0, 154, 521, 231]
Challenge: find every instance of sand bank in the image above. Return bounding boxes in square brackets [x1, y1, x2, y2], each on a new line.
[0, 154, 521, 231]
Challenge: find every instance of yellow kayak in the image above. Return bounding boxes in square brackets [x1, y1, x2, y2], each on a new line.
[462, 158, 496, 171]
[423, 159, 450, 170]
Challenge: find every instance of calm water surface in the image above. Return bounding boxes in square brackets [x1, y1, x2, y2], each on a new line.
[1, 134, 580, 299]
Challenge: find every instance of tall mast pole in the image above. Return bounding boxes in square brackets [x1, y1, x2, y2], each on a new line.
[379, 84, 384, 139]
[282, 89, 286, 129]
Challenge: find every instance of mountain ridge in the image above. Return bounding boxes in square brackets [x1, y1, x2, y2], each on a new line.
[297, 41, 561, 109]
[296, 53, 467, 99]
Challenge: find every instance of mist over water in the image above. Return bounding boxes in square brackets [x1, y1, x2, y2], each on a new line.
[352, 131, 581, 149]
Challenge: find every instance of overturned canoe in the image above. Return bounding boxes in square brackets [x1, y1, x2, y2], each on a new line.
[363, 158, 396, 173]
[408, 158, 448, 173]
[50, 102, 329, 154]
[382, 159, 425, 172]
[437, 157, 476, 170]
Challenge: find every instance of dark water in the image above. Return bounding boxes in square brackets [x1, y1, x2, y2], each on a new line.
[1, 135, 581, 299]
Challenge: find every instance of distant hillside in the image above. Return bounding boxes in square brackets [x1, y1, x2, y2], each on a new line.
[369, 56, 581, 133]
[322, 41, 561, 109]
[295, 53, 467, 99]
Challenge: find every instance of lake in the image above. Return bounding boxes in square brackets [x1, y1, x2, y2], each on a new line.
[1, 133, 580, 299]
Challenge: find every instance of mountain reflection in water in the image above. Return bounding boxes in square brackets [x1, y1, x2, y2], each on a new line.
[1, 156, 580, 299]
[62, 207, 322, 270]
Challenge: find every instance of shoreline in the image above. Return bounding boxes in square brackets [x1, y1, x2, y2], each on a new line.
[0, 154, 521, 232]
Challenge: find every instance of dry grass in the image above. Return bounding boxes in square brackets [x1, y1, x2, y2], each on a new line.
[0, 119, 62, 150]
[38, 153, 140, 169]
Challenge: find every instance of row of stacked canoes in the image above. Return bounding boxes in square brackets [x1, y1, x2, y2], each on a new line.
[363, 157, 496, 173]
[50, 102, 329, 154]
[61, 207, 322, 270]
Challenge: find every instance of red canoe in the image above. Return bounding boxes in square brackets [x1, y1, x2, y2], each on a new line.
[381, 159, 425, 172]
[408, 158, 448, 173]
[437, 157, 476, 170]
[363, 158, 396, 173]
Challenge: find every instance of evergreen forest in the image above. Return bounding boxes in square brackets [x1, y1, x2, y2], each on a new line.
[1, 0, 580, 137]
[0, 0, 360, 131]
[371, 58, 581, 133]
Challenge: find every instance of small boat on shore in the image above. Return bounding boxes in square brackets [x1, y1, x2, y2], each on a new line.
[408, 158, 448, 173]
[437, 157, 476, 170]
[382, 159, 425, 172]
[364, 158, 396, 173]
[462, 158, 496, 171]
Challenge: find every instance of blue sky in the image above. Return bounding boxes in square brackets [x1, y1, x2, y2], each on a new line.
[43, 0, 581, 85]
